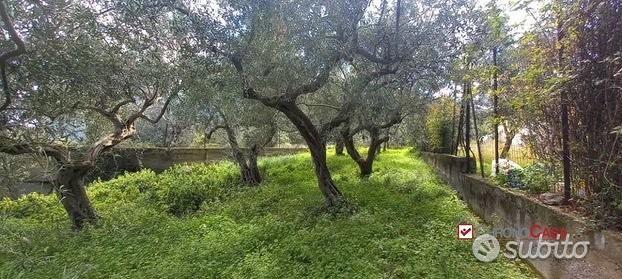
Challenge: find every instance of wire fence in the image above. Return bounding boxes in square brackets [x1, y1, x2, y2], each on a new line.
[456, 141, 535, 176]
[458, 141, 591, 197]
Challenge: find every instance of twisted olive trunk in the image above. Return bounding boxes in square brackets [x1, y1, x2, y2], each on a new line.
[239, 163, 261, 185]
[241, 146, 262, 185]
[59, 124, 135, 229]
[499, 126, 516, 159]
[342, 128, 387, 177]
[222, 126, 262, 186]
[55, 164, 97, 230]
[335, 138, 345, 155]
[274, 101, 344, 206]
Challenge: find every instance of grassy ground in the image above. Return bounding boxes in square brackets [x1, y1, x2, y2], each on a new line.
[0, 149, 538, 278]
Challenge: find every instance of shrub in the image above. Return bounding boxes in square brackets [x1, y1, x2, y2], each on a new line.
[144, 162, 241, 215]
[0, 193, 62, 219]
[89, 162, 242, 216]
[494, 169, 525, 189]
[424, 97, 456, 153]
[494, 164, 556, 194]
[522, 163, 557, 194]
[89, 169, 159, 206]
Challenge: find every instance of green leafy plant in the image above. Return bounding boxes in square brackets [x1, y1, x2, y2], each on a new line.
[0, 150, 537, 278]
[522, 163, 557, 194]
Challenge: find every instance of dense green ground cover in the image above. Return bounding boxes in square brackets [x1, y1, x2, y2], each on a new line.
[0, 149, 537, 278]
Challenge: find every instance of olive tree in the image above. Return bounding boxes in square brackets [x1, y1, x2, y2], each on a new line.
[0, 0, 25, 118]
[168, 0, 467, 205]
[0, 0, 188, 229]
[182, 63, 277, 185]
[168, 0, 370, 205]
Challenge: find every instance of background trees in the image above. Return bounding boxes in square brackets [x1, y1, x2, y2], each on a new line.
[421, 0, 622, 228]
[181, 61, 278, 185]
[0, 0, 471, 212]
[171, 0, 468, 204]
[495, 0, 621, 225]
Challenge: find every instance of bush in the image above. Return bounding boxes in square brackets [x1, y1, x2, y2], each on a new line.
[424, 97, 456, 153]
[0, 193, 62, 219]
[144, 162, 241, 215]
[494, 163, 557, 194]
[522, 163, 557, 194]
[89, 169, 159, 206]
[494, 169, 525, 189]
[89, 162, 242, 216]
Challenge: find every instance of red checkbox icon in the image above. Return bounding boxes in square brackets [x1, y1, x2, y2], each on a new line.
[458, 224, 473, 240]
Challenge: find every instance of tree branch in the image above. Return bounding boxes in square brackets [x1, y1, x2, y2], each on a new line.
[259, 123, 277, 148]
[0, 64, 9, 111]
[0, 0, 26, 64]
[243, 87, 281, 106]
[355, 46, 396, 65]
[319, 103, 353, 138]
[378, 111, 404, 129]
[0, 143, 70, 164]
[289, 53, 342, 99]
[138, 92, 177, 124]
[205, 125, 227, 140]
[110, 99, 135, 114]
[82, 105, 125, 129]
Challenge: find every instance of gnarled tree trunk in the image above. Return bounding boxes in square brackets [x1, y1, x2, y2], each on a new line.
[239, 163, 261, 185]
[236, 144, 262, 186]
[335, 138, 345, 155]
[205, 115, 275, 187]
[55, 164, 97, 230]
[219, 125, 262, 186]
[247, 147, 262, 184]
[342, 127, 387, 177]
[499, 125, 516, 159]
[274, 101, 344, 206]
[308, 140, 343, 205]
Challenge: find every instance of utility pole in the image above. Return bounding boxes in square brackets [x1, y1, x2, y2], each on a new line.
[464, 82, 471, 162]
[493, 47, 500, 176]
[556, 6, 572, 203]
[471, 96, 485, 178]
[455, 91, 465, 156]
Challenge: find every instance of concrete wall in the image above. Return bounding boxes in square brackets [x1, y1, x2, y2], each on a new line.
[9, 147, 306, 197]
[421, 152, 622, 279]
[99, 147, 306, 173]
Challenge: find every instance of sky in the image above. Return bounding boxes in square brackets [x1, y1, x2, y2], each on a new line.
[477, 0, 541, 36]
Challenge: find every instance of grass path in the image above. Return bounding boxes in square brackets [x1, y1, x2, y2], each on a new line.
[0, 149, 538, 278]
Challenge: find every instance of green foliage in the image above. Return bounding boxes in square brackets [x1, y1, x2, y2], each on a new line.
[89, 162, 241, 216]
[494, 163, 556, 194]
[150, 163, 241, 215]
[0, 150, 536, 278]
[0, 193, 62, 219]
[424, 97, 456, 153]
[521, 164, 556, 194]
[494, 169, 525, 190]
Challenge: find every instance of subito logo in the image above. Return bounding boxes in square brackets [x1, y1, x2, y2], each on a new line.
[472, 234, 500, 262]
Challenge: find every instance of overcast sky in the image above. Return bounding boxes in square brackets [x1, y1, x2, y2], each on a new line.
[477, 0, 541, 36]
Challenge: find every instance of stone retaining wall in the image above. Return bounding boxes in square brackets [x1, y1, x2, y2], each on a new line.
[421, 152, 622, 279]
[10, 147, 306, 197]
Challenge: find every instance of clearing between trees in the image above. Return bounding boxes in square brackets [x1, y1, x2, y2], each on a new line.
[0, 149, 537, 278]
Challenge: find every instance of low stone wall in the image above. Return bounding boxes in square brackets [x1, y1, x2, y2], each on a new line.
[100, 147, 306, 173]
[10, 147, 306, 197]
[421, 152, 622, 279]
